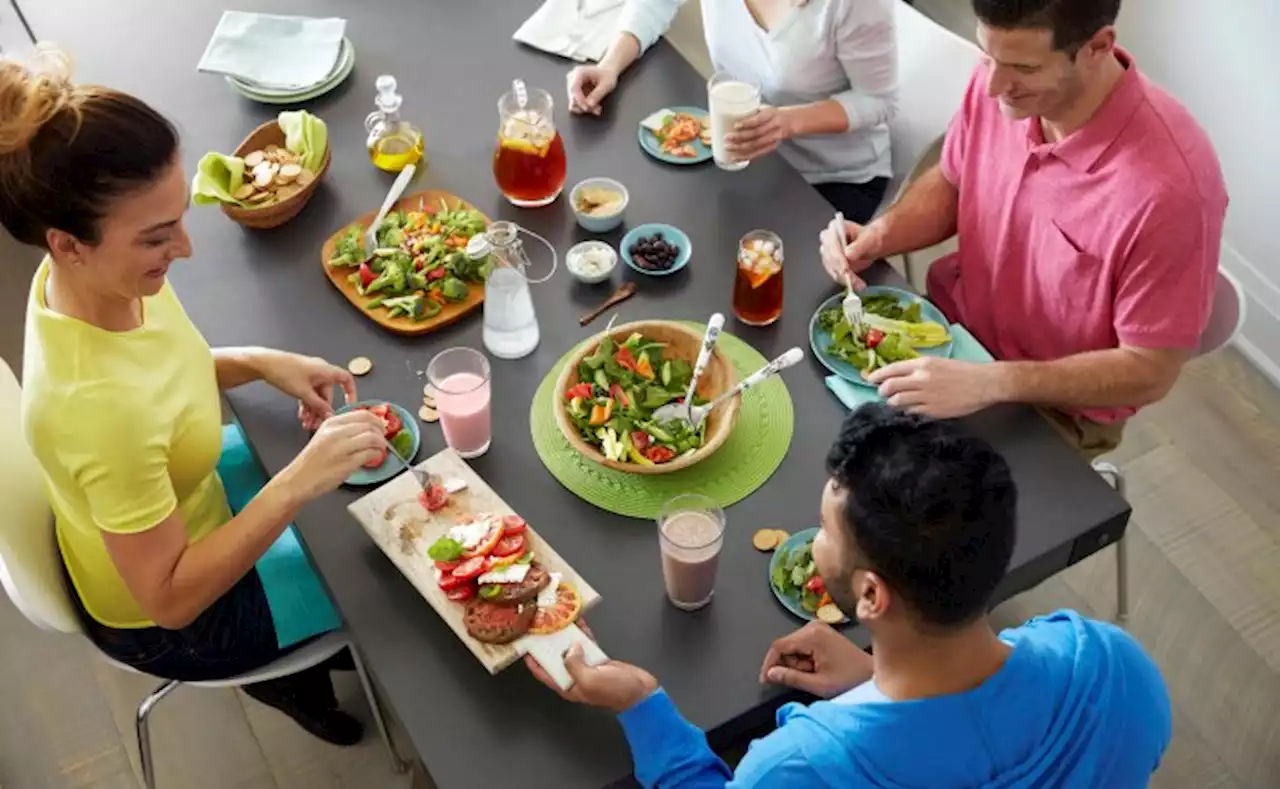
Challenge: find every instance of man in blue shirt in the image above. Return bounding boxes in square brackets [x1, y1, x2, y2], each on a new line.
[526, 404, 1172, 787]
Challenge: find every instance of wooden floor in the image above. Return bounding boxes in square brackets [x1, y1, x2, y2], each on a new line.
[3, 5, 1280, 787]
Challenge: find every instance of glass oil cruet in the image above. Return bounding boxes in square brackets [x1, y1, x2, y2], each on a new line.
[466, 221, 557, 360]
[365, 75, 425, 173]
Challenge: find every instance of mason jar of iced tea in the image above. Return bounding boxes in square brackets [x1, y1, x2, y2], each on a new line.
[733, 230, 783, 326]
[493, 80, 567, 208]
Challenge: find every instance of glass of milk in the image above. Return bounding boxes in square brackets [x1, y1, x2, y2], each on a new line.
[707, 72, 762, 172]
[657, 494, 726, 611]
[427, 347, 492, 459]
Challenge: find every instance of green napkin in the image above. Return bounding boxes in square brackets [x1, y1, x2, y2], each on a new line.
[278, 110, 327, 171]
[191, 152, 247, 206]
[826, 324, 995, 411]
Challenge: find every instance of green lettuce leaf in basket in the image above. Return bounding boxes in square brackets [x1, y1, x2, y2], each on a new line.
[278, 110, 327, 172]
[191, 152, 248, 206]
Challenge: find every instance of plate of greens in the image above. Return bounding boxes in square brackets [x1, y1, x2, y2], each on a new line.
[335, 401, 420, 486]
[809, 286, 954, 387]
[769, 528, 851, 624]
[320, 189, 492, 336]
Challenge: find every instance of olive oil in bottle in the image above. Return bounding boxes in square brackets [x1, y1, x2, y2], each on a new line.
[364, 75, 425, 173]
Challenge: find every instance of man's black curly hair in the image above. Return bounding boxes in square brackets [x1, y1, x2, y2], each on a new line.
[825, 404, 1018, 628]
[973, 0, 1122, 54]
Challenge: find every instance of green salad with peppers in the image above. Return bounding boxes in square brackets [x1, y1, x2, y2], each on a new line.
[771, 539, 830, 614]
[328, 199, 491, 322]
[817, 293, 951, 376]
[562, 332, 709, 466]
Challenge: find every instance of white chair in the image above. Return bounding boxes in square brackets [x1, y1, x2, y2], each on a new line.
[1093, 268, 1247, 625]
[0, 358, 409, 789]
[882, 1, 983, 284]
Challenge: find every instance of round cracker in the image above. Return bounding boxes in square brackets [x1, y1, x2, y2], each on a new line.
[419, 405, 439, 423]
[770, 529, 790, 544]
[816, 604, 846, 624]
[347, 356, 373, 376]
[752, 529, 780, 551]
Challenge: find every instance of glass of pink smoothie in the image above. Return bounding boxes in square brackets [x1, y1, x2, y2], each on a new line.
[657, 494, 725, 611]
[426, 347, 492, 458]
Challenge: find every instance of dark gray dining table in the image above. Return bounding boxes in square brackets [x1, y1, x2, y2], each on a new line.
[19, 1, 1130, 786]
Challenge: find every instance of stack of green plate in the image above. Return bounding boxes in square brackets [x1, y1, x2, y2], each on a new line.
[226, 37, 355, 105]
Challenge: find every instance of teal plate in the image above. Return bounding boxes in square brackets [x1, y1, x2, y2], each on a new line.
[768, 528, 850, 624]
[637, 106, 713, 165]
[334, 400, 420, 486]
[809, 285, 955, 388]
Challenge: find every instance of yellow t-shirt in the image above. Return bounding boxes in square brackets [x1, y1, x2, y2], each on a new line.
[21, 260, 231, 628]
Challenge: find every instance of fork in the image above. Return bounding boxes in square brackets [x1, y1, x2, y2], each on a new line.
[835, 211, 863, 333]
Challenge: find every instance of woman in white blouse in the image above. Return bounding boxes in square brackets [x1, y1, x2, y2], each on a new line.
[568, 0, 899, 222]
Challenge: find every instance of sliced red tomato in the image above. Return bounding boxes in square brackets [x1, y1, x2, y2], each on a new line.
[615, 347, 637, 371]
[805, 576, 826, 594]
[501, 515, 527, 535]
[381, 408, 403, 439]
[565, 383, 594, 400]
[437, 572, 469, 591]
[434, 558, 461, 572]
[419, 482, 450, 513]
[631, 431, 651, 451]
[460, 525, 503, 559]
[444, 585, 476, 602]
[427, 266, 447, 280]
[492, 534, 526, 558]
[358, 262, 377, 288]
[363, 444, 389, 469]
[645, 446, 676, 464]
[865, 329, 886, 349]
[451, 556, 488, 581]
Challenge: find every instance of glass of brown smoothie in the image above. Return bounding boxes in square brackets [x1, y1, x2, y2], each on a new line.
[657, 494, 726, 611]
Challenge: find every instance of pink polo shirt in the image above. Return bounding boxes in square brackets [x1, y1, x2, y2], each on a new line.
[927, 49, 1228, 424]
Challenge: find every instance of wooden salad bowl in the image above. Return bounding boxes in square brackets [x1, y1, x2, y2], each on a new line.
[319, 189, 490, 336]
[222, 119, 331, 230]
[553, 320, 741, 475]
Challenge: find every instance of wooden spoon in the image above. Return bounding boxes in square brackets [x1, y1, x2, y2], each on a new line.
[579, 282, 637, 326]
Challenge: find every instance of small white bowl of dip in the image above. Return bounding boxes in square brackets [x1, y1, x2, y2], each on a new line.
[566, 240, 618, 285]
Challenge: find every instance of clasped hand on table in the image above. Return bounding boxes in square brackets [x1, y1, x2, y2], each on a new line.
[526, 620, 874, 712]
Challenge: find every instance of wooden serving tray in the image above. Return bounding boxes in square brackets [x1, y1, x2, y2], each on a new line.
[319, 189, 489, 335]
[347, 448, 601, 674]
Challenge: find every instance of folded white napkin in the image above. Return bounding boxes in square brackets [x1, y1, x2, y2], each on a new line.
[513, 0, 626, 63]
[197, 11, 347, 90]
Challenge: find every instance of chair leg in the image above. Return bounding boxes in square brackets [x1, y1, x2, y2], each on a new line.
[136, 679, 180, 789]
[1092, 461, 1129, 627]
[350, 646, 409, 775]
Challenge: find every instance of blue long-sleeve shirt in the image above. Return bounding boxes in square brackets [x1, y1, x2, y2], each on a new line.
[616, 611, 1172, 787]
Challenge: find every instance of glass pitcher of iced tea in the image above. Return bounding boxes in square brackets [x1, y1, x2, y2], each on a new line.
[493, 80, 567, 208]
[733, 230, 784, 326]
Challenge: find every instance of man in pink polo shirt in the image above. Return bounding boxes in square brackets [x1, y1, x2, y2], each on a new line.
[820, 0, 1228, 456]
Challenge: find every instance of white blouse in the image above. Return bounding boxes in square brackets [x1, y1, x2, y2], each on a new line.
[617, 0, 898, 184]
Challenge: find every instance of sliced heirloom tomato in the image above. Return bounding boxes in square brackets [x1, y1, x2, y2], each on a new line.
[451, 556, 489, 581]
[419, 482, 450, 513]
[460, 524, 503, 559]
[491, 534, 526, 558]
[501, 515, 527, 535]
[437, 572, 470, 591]
[445, 585, 477, 602]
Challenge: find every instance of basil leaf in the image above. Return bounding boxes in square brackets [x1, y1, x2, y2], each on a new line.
[427, 537, 463, 562]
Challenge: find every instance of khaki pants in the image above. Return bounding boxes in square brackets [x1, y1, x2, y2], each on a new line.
[1037, 407, 1125, 461]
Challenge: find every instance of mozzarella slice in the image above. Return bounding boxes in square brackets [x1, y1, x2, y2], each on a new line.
[536, 573, 563, 608]
[477, 563, 531, 585]
[447, 520, 492, 550]
[640, 109, 673, 132]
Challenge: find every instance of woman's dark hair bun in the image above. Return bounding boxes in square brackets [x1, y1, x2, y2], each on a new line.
[0, 43, 179, 247]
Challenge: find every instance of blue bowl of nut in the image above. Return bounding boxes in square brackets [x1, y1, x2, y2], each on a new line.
[621, 223, 691, 277]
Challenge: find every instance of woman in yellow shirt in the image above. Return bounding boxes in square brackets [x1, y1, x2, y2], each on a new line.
[2, 48, 385, 745]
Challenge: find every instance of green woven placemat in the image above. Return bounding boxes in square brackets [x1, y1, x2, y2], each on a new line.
[531, 322, 795, 519]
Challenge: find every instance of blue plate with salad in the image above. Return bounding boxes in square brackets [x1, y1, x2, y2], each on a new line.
[769, 528, 851, 625]
[334, 400, 420, 486]
[637, 106, 713, 165]
[809, 285, 954, 388]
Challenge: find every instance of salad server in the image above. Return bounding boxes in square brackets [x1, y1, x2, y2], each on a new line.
[674, 312, 724, 424]
[654, 346, 805, 429]
[360, 163, 417, 261]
